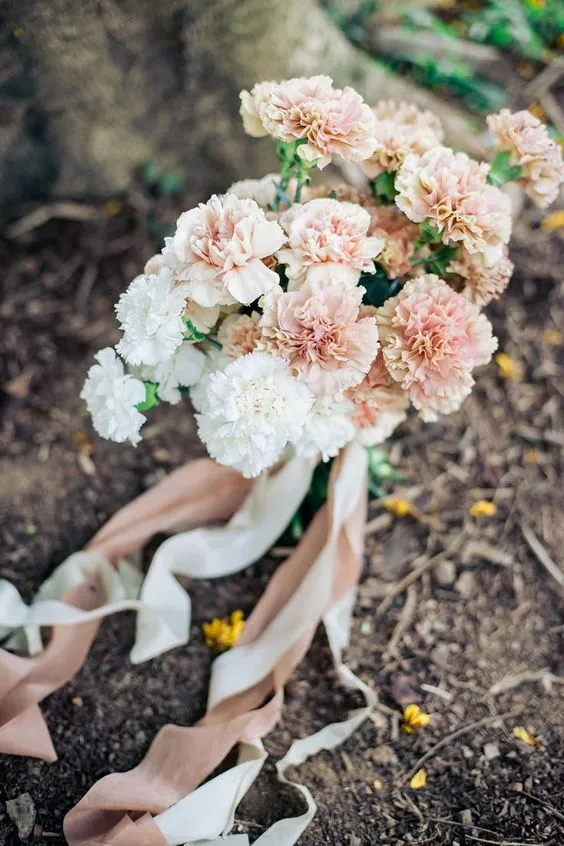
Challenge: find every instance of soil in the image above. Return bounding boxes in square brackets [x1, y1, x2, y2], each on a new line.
[0, 192, 563, 846]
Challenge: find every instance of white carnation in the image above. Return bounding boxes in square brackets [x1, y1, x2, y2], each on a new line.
[136, 343, 205, 405]
[80, 348, 146, 446]
[195, 351, 314, 477]
[227, 174, 279, 208]
[115, 268, 188, 366]
[295, 394, 355, 461]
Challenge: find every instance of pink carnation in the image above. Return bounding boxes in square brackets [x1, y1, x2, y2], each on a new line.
[277, 198, 384, 286]
[368, 205, 419, 279]
[254, 75, 375, 169]
[217, 311, 262, 359]
[447, 249, 514, 307]
[395, 148, 512, 264]
[259, 278, 379, 395]
[376, 275, 497, 421]
[346, 353, 409, 445]
[361, 100, 444, 178]
[162, 194, 285, 307]
[487, 109, 564, 208]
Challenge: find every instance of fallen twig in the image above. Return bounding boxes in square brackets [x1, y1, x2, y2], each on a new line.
[521, 525, 564, 589]
[377, 537, 463, 616]
[384, 584, 417, 660]
[404, 710, 522, 783]
[5, 202, 102, 238]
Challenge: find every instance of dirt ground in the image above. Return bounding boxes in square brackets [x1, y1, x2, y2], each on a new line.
[0, 193, 563, 846]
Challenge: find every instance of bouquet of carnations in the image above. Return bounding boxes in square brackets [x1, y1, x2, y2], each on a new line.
[81, 78, 563, 480]
[2, 79, 563, 846]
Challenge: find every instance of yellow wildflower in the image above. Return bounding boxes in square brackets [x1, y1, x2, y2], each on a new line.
[409, 769, 427, 790]
[541, 328, 563, 345]
[512, 726, 541, 748]
[12, 27, 24, 38]
[495, 352, 523, 382]
[469, 500, 497, 518]
[402, 704, 430, 734]
[385, 498, 412, 518]
[202, 610, 245, 651]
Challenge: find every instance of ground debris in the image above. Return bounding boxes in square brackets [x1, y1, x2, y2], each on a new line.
[5, 794, 36, 840]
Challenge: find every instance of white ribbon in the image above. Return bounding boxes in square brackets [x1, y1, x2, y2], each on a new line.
[152, 443, 377, 846]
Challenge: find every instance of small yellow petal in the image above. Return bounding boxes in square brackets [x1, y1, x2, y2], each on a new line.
[103, 200, 122, 217]
[372, 778, 384, 790]
[495, 352, 523, 382]
[402, 704, 430, 733]
[12, 26, 24, 38]
[541, 210, 564, 231]
[512, 726, 541, 747]
[541, 328, 563, 345]
[409, 769, 427, 790]
[469, 500, 497, 518]
[523, 448, 538, 465]
[385, 498, 412, 518]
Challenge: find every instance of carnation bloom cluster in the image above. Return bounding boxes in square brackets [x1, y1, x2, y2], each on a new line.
[81, 79, 563, 477]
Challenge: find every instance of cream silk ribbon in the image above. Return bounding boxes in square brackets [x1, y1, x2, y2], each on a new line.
[0, 444, 375, 845]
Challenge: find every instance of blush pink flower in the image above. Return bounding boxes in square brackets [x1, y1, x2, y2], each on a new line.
[447, 249, 514, 307]
[376, 275, 498, 420]
[346, 354, 409, 445]
[361, 100, 444, 178]
[368, 205, 419, 278]
[487, 109, 564, 208]
[162, 194, 285, 307]
[259, 278, 379, 395]
[253, 76, 376, 169]
[277, 198, 384, 286]
[395, 148, 512, 264]
[217, 311, 262, 359]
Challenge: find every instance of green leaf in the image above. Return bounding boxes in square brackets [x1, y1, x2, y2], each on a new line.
[414, 244, 460, 276]
[370, 171, 398, 204]
[361, 267, 401, 308]
[136, 381, 161, 411]
[183, 318, 207, 343]
[156, 171, 185, 196]
[414, 219, 443, 251]
[487, 150, 523, 187]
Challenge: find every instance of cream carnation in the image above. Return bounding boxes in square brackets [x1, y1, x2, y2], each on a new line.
[255, 75, 375, 169]
[115, 268, 188, 366]
[162, 194, 285, 307]
[239, 81, 277, 137]
[487, 108, 564, 208]
[447, 250, 514, 307]
[81, 348, 146, 446]
[195, 352, 314, 477]
[346, 354, 409, 445]
[260, 278, 379, 395]
[294, 393, 355, 461]
[395, 148, 512, 264]
[362, 101, 444, 179]
[368, 205, 419, 279]
[217, 311, 262, 359]
[136, 343, 205, 405]
[376, 275, 497, 421]
[277, 198, 383, 286]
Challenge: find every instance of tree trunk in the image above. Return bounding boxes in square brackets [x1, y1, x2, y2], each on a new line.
[0, 0, 483, 215]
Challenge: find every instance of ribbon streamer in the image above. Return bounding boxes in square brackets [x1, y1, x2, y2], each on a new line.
[1, 444, 375, 845]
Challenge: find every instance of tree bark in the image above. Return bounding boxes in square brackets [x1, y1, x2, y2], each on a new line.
[0, 0, 483, 214]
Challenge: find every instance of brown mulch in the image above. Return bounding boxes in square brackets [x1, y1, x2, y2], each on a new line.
[0, 195, 563, 846]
